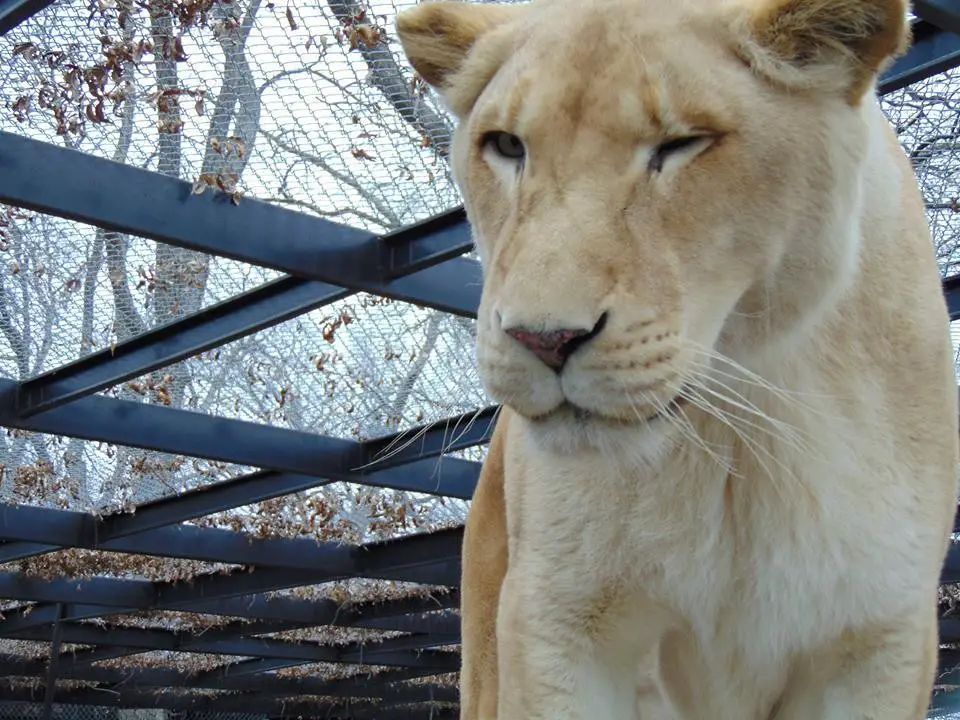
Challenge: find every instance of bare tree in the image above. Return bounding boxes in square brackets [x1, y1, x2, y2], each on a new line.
[0, 0, 480, 533]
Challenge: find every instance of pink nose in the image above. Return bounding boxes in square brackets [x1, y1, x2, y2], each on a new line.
[505, 327, 591, 371]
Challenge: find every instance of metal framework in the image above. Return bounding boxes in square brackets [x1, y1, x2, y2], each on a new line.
[0, 0, 960, 717]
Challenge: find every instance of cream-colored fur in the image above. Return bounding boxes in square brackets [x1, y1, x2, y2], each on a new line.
[397, 0, 960, 718]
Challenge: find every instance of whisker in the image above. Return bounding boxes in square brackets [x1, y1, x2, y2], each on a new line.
[684, 340, 838, 414]
[685, 368, 815, 455]
[443, 406, 490, 454]
[625, 379, 732, 472]
[680, 384, 798, 499]
[431, 404, 504, 492]
[353, 422, 435, 472]
[658, 380, 735, 473]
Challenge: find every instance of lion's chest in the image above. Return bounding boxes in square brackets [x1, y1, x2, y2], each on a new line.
[511, 427, 933, 716]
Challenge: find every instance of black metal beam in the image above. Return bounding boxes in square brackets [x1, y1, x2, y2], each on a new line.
[0, 527, 462, 636]
[15, 276, 351, 417]
[186, 662, 454, 700]
[0, 400, 492, 563]
[380, 207, 471, 279]
[348, 527, 462, 579]
[186, 657, 431, 702]
[149, 530, 458, 612]
[0, 374, 365, 473]
[0, 572, 155, 608]
[913, 0, 960, 36]
[54, 646, 135, 670]
[200, 657, 305, 679]
[941, 541, 960, 584]
[0, 444, 476, 561]
[15, 215, 482, 419]
[0, 379, 482, 499]
[0, 467, 339, 564]
[151, 565, 452, 616]
[0, 0, 55, 34]
[52, 619, 308, 673]
[939, 617, 960, 642]
[931, 688, 960, 717]
[277, 706, 459, 719]
[0, 380, 483, 563]
[0, 131, 482, 318]
[0, 451, 479, 565]
[0, 578, 460, 685]
[179, 605, 460, 647]
[940, 647, 960, 669]
[943, 273, 960, 321]
[0, 503, 459, 586]
[6, 620, 459, 669]
[346, 600, 461, 635]
[0, 683, 458, 718]
[17, 606, 458, 681]
[0, 575, 460, 631]
[4, 604, 457, 679]
[50, 600, 459, 673]
[879, 19, 960, 93]
[40, 603, 63, 720]
[0, 577, 460, 659]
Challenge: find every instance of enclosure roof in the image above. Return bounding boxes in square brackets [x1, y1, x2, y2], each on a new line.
[1, 0, 960, 717]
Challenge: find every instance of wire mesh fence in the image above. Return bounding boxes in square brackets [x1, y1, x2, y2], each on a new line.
[0, 0, 489, 522]
[0, 703, 119, 720]
[0, 0, 959, 716]
[0, 704, 264, 720]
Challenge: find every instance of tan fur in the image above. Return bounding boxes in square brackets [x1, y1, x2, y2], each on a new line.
[397, 0, 960, 718]
[460, 410, 509, 720]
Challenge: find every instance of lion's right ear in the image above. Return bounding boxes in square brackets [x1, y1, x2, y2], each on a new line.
[396, 1, 522, 116]
[727, 0, 910, 102]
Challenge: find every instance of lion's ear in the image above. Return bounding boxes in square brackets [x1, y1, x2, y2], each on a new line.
[729, 0, 910, 101]
[396, 1, 521, 115]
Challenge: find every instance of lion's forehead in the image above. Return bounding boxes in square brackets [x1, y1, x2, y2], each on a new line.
[475, 12, 744, 147]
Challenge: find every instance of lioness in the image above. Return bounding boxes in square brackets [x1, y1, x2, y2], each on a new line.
[396, 0, 960, 716]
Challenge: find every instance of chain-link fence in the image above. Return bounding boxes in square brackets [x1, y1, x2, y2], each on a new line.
[0, 0, 485, 526]
[0, 0, 958, 716]
[0, 706, 265, 720]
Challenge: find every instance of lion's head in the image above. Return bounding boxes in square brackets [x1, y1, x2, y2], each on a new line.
[396, 0, 909, 451]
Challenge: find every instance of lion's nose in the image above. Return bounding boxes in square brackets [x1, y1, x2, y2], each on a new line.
[504, 314, 607, 372]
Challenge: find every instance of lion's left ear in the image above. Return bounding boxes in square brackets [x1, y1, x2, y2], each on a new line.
[728, 0, 910, 102]
[395, 1, 523, 116]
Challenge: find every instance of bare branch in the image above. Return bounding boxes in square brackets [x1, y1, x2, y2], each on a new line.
[263, 128, 401, 227]
[260, 196, 387, 228]
[325, 0, 453, 156]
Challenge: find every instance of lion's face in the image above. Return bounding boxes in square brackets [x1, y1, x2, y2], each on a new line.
[398, 0, 907, 450]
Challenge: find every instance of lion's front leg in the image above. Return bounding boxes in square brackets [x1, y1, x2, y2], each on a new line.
[496, 570, 647, 720]
[459, 416, 509, 720]
[772, 611, 939, 720]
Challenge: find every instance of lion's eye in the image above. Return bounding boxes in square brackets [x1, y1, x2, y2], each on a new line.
[483, 131, 526, 161]
[648, 136, 707, 173]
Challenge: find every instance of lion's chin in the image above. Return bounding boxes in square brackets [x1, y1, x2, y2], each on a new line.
[513, 393, 690, 457]
[527, 391, 690, 426]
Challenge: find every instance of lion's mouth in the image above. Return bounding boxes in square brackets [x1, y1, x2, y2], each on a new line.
[543, 388, 691, 426]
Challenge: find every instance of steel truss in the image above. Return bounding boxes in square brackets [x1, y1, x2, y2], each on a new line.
[1, 0, 960, 717]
